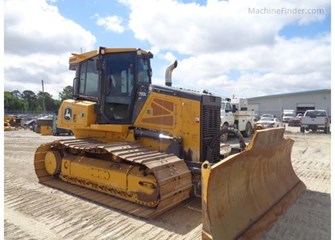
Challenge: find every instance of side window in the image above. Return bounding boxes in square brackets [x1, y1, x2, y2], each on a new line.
[79, 62, 86, 94]
[137, 58, 150, 83]
[78, 58, 99, 97]
[120, 69, 134, 95]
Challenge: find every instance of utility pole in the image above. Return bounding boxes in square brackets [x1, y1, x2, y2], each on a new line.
[41, 80, 46, 114]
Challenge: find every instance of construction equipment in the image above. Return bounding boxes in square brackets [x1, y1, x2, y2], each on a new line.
[4, 115, 21, 131]
[34, 115, 53, 133]
[34, 47, 305, 239]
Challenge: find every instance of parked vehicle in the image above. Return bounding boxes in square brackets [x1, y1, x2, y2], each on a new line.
[256, 117, 282, 129]
[23, 119, 36, 129]
[300, 110, 330, 133]
[288, 114, 303, 126]
[261, 113, 274, 118]
[282, 109, 295, 123]
[220, 99, 235, 141]
[220, 98, 256, 140]
[231, 98, 257, 137]
[33, 115, 53, 133]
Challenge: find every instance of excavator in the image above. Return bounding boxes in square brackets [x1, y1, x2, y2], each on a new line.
[34, 47, 305, 239]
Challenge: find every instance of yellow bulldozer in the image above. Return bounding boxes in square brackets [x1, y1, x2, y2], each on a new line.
[34, 47, 305, 239]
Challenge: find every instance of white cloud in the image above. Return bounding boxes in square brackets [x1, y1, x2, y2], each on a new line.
[94, 14, 125, 33]
[173, 34, 330, 98]
[119, 0, 330, 98]
[3, 0, 331, 102]
[122, 0, 329, 55]
[162, 52, 176, 63]
[4, 0, 96, 99]
[4, 52, 74, 98]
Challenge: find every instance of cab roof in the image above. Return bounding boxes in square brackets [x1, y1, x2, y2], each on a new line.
[69, 47, 152, 70]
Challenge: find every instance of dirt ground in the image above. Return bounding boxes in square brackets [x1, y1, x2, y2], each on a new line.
[4, 128, 331, 240]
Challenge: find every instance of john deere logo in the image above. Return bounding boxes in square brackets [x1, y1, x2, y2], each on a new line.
[64, 108, 72, 121]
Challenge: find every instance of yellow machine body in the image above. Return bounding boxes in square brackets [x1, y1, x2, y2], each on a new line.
[134, 92, 201, 161]
[57, 99, 131, 141]
[57, 92, 202, 162]
[34, 47, 305, 239]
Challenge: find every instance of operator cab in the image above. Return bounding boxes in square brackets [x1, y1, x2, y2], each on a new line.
[70, 48, 153, 124]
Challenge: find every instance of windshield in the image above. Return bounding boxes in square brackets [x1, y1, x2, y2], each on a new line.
[284, 114, 294, 117]
[305, 110, 326, 117]
[260, 117, 273, 121]
[221, 102, 232, 112]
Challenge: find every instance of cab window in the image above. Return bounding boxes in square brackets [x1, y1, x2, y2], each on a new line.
[78, 57, 99, 97]
[226, 103, 232, 112]
[137, 58, 150, 83]
[103, 52, 135, 122]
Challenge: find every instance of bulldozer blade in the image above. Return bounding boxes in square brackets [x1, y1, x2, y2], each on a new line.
[201, 128, 305, 240]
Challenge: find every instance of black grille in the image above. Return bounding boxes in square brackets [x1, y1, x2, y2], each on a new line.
[201, 97, 221, 162]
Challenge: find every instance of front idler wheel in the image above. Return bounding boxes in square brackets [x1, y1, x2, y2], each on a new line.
[44, 150, 62, 176]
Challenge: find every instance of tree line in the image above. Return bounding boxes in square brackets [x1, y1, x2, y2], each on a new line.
[4, 86, 73, 114]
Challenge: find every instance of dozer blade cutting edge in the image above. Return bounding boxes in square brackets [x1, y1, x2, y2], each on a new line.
[202, 128, 305, 240]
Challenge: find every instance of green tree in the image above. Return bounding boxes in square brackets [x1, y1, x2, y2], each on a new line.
[59, 85, 73, 102]
[22, 90, 37, 112]
[37, 91, 59, 113]
[4, 91, 25, 113]
[4, 87, 70, 114]
[11, 90, 22, 99]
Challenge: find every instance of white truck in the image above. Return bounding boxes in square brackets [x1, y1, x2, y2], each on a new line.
[282, 109, 295, 123]
[300, 109, 330, 134]
[220, 98, 256, 141]
[220, 99, 235, 141]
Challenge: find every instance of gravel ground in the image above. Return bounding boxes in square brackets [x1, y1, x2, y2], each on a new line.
[4, 128, 331, 240]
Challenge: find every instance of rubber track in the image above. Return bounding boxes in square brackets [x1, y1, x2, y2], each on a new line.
[34, 139, 193, 219]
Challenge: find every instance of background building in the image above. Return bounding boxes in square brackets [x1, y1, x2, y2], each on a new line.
[248, 89, 331, 119]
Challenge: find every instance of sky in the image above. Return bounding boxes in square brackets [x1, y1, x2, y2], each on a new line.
[3, 0, 332, 100]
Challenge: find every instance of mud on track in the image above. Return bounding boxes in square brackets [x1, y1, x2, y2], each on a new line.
[4, 129, 330, 240]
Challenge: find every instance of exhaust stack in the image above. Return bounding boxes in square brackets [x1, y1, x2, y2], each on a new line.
[165, 60, 178, 87]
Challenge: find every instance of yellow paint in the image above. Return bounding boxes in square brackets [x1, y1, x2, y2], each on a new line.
[201, 128, 306, 239]
[64, 155, 128, 189]
[59, 153, 158, 205]
[44, 151, 59, 175]
[57, 100, 131, 142]
[57, 90, 203, 161]
[58, 99, 96, 129]
[69, 48, 151, 69]
[61, 160, 71, 176]
[134, 92, 201, 162]
[137, 137, 170, 153]
[90, 124, 129, 132]
[40, 126, 53, 135]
